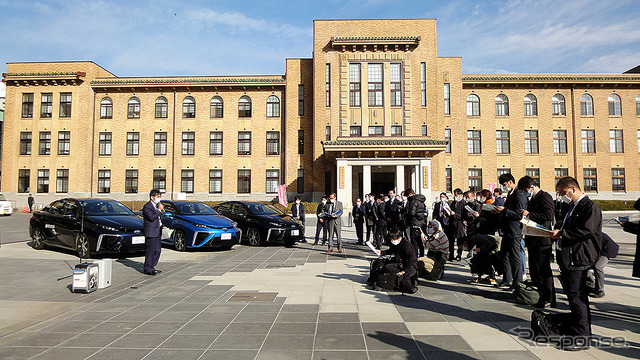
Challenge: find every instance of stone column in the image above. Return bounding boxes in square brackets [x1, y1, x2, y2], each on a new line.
[419, 159, 432, 202]
[336, 159, 352, 211]
[395, 164, 405, 194]
[363, 164, 372, 196]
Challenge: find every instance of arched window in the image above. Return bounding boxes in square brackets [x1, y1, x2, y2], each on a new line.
[100, 97, 112, 119]
[266, 95, 280, 117]
[608, 93, 621, 116]
[523, 94, 537, 116]
[238, 96, 252, 118]
[127, 97, 140, 118]
[466, 94, 480, 116]
[155, 96, 168, 118]
[495, 94, 509, 116]
[552, 94, 565, 116]
[636, 94, 640, 116]
[210, 96, 223, 118]
[580, 93, 593, 116]
[183, 96, 195, 118]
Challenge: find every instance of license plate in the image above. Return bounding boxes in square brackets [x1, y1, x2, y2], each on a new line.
[291, 230, 299, 236]
[221, 232, 232, 240]
[132, 236, 145, 244]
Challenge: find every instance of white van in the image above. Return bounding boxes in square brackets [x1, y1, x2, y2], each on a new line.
[0, 193, 13, 215]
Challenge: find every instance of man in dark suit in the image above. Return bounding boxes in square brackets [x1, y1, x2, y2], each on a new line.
[291, 196, 306, 242]
[352, 197, 366, 245]
[373, 195, 387, 250]
[386, 190, 400, 229]
[494, 173, 527, 289]
[450, 188, 466, 261]
[314, 196, 328, 245]
[28, 194, 35, 212]
[518, 176, 556, 308]
[326, 193, 343, 252]
[550, 177, 602, 351]
[620, 197, 640, 278]
[143, 189, 164, 275]
[365, 193, 377, 243]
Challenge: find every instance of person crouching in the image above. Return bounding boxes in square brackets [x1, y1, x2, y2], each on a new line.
[368, 227, 418, 293]
[417, 220, 449, 280]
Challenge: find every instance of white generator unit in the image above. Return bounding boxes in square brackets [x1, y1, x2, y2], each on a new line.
[93, 258, 112, 288]
[72, 262, 99, 293]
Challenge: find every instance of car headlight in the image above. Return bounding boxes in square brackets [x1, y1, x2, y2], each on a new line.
[97, 224, 119, 232]
[268, 221, 281, 227]
[230, 221, 237, 227]
[193, 223, 211, 228]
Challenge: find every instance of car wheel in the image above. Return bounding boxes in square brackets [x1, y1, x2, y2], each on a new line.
[32, 228, 45, 250]
[76, 233, 90, 259]
[247, 228, 261, 246]
[174, 230, 187, 251]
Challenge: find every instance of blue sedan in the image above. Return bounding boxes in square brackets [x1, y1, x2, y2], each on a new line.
[159, 201, 241, 251]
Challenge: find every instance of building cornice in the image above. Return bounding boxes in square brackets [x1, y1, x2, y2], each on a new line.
[2, 71, 86, 85]
[90, 76, 286, 88]
[322, 137, 448, 152]
[462, 74, 640, 85]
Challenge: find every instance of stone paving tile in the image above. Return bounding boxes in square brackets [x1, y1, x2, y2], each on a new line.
[30, 347, 100, 360]
[87, 348, 152, 360]
[223, 322, 274, 334]
[269, 322, 317, 334]
[209, 334, 267, 350]
[318, 312, 360, 323]
[413, 335, 473, 352]
[313, 350, 369, 360]
[261, 334, 315, 350]
[367, 350, 427, 360]
[109, 333, 170, 349]
[200, 349, 259, 360]
[146, 349, 205, 360]
[0, 346, 50, 360]
[256, 349, 314, 360]
[58, 332, 123, 348]
[158, 334, 217, 349]
[314, 334, 367, 350]
[364, 332, 421, 351]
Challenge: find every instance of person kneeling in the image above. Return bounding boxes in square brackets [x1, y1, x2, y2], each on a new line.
[417, 220, 449, 280]
[369, 228, 418, 293]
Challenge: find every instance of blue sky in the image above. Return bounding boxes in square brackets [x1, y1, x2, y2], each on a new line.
[1, 0, 639, 98]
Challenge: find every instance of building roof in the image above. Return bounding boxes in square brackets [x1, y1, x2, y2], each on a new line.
[322, 138, 448, 152]
[330, 36, 420, 47]
[2, 71, 87, 83]
[462, 74, 640, 84]
[624, 65, 640, 74]
[90, 76, 286, 87]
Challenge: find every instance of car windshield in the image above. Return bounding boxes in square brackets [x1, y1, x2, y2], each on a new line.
[177, 202, 217, 215]
[80, 200, 135, 216]
[247, 203, 282, 215]
[0, 194, 7, 201]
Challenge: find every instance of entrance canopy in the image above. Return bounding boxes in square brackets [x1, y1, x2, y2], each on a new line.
[322, 138, 448, 159]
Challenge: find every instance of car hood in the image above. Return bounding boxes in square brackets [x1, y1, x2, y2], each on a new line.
[255, 214, 299, 226]
[87, 215, 144, 231]
[177, 214, 235, 227]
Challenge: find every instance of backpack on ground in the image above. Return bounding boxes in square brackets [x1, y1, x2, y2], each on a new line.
[374, 273, 398, 291]
[530, 310, 571, 338]
[368, 257, 388, 285]
[514, 282, 540, 305]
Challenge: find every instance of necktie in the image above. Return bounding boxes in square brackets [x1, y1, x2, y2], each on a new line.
[560, 203, 575, 230]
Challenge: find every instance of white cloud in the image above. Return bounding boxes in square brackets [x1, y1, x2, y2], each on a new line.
[183, 9, 310, 38]
[0, 82, 5, 98]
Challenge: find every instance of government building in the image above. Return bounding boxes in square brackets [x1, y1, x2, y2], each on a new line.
[2, 19, 640, 210]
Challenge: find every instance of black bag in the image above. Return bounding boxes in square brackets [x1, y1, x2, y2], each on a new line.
[530, 310, 571, 338]
[375, 273, 398, 291]
[368, 257, 387, 285]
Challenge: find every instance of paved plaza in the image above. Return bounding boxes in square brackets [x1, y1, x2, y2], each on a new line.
[0, 212, 638, 360]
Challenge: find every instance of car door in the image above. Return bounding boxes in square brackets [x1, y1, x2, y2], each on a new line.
[230, 203, 251, 230]
[57, 199, 81, 247]
[160, 202, 178, 241]
[42, 200, 67, 246]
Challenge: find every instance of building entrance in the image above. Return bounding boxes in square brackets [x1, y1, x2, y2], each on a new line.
[371, 172, 394, 196]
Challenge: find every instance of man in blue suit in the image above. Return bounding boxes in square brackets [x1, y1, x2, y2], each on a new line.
[143, 189, 164, 275]
[291, 196, 306, 242]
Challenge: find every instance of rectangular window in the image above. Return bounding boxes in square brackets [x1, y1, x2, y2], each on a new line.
[41, 93, 53, 118]
[391, 125, 403, 137]
[156, 99, 168, 118]
[368, 63, 383, 106]
[154, 132, 167, 155]
[612, 168, 625, 192]
[37, 169, 49, 193]
[468, 169, 482, 192]
[209, 169, 222, 194]
[22, 93, 34, 118]
[298, 130, 304, 155]
[18, 169, 30, 193]
[101, 98, 113, 119]
[59, 93, 72, 117]
[609, 129, 624, 153]
[420, 62, 426, 107]
[266, 169, 279, 194]
[210, 98, 223, 118]
[58, 131, 70, 155]
[39, 131, 51, 155]
[581, 129, 596, 153]
[349, 126, 361, 137]
[525, 130, 539, 154]
[422, 125, 427, 136]
[298, 84, 304, 116]
[583, 168, 597, 192]
[153, 170, 166, 192]
[368, 126, 384, 137]
[125, 170, 138, 194]
[181, 170, 194, 193]
[326, 126, 331, 141]
[209, 131, 223, 155]
[126, 132, 140, 156]
[349, 63, 361, 107]
[390, 63, 402, 106]
[266, 131, 280, 155]
[56, 169, 69, 193]
[20, 132, 32, 155]
[97, 170, 110, 193]
[238, 169, 251, 194]
[182, 132, 195, 155]
[297, 169, 304, 194]
[526, 168, 540, 183]
[445, 168, 452, 193]
[467, 130, 481, 154]
[99, 132, 112, 156]
[555, 168, 568, 185]
[238, 131, 251, 155]
[325, 64, 331, 107]
[443, 83, 450, 115]
[553, 130, 567, 154]
[445, 128, 451, 153]
[496, 130, 510, 154]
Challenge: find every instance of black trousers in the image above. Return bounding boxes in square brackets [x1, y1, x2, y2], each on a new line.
[409, 226, 424, 257]
[374, 221, 386, 249]
[355, 221, 364, 244]
[366, 220, 376, 242]
[526, 239, 556, 305]
[144, 235, 162, 273]
[315, 219, 328, 244]
[445, 225, 456, 261]
[559, 257, 592, 337]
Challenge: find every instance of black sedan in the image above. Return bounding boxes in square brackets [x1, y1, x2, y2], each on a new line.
[29, 198, 146, 258]
[213, 201, 303, 247]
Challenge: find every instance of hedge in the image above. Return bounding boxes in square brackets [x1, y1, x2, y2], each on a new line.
[592, 200, 638, 211]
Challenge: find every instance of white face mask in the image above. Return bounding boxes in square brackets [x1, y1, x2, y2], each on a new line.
[357, 201, 361, 206]
[476, 196, 482, 202]
[384, 198, 389, 202]
[562, 194, 572, 203]
[152, 197, 161, 204]
[440, 197, 447, 202]
[465, 198, 474, 203]
[391, 239, 401, 246]
[296, 200, 301, 204]
[322, 200, 327, 204]
[455, 196, 462, 201]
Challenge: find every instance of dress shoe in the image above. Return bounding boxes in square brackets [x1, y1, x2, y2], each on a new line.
[155, 270, 161, 274]
[497, 281, 512, 289]
[144, 270, 157, 276]
[562, 343, 590, 351]
[589, 291, 605, 298]
[327, 249, 332, 253]
[337, 249, 343, 253]
[533, 301, 551, 308]
[300, 239, 307, 243]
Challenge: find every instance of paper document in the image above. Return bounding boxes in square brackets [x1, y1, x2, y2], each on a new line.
[520, 217, 552, 237]
[464, 205, 479, 218]
[481, 203, 496, 212]
[365, 241, 380, 255]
